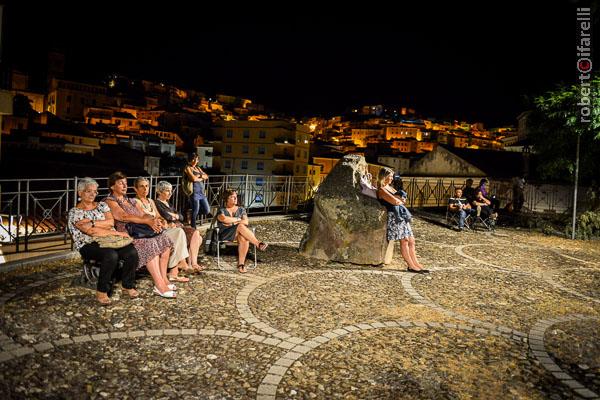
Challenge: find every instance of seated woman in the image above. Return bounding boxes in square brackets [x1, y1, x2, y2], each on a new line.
[154, 180, 205, 273]
[216, 188, 268, 273]
[68, 177, 139, 305]
[471, 189, 497, 221]
[133, 178, 191, 282]
[376, 167, 428, 273]
[477, 178, 500, 211]
[104, 171, 176, 299]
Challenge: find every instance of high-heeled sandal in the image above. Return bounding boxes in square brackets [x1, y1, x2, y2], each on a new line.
[258, 242, 268, 251]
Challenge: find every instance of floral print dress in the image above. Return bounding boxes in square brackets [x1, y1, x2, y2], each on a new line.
[106, 194, 173, 270]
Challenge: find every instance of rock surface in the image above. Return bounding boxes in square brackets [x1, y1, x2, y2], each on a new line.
[299, 154, 394, 265]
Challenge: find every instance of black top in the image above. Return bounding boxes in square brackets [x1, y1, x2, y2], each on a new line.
[155, 200, 183, 223]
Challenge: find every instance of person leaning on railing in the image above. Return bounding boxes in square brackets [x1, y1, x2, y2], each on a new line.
[155, 180, 205, 273]
[67, 177, 139, 305]
[183, 153, 210, 229]
[104, 171, 177, 299]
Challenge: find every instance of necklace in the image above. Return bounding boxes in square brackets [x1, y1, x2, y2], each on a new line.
[137, 197, 155, 215]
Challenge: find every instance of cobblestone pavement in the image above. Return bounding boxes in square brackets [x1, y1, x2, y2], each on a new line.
[0, 216, 599, 399]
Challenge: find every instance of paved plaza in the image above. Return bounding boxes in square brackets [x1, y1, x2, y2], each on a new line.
[0, 216, 599, 399]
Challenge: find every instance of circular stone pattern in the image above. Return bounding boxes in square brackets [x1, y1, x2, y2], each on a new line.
[551, 269, 600, 299]
[415, 219, 497, 247]
[279, 327, 555, 399]
[2, 274, 247, 345]
[0, 335, 280, 399]
[461, 244, 582, 273]
[413, 270, 600, 332]
[544, 319, 600, 394]
[250, 272, 439, 338]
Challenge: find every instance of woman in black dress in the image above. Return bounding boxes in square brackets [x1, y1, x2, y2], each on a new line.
[216, 188, 268, 273]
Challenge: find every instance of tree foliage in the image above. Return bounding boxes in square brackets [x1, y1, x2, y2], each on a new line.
[527, 75, 600, 183]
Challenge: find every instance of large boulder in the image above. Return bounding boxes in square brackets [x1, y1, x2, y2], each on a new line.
[299, 154, 394, 265]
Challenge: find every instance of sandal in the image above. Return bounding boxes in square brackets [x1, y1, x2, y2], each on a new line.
[237, 264, 248, 274]
[96, 292, 111, 306]
[258, 242, 269, 251]
[168, 275, 190, 283]
[153, 286, 177, 299]
[192, 264, 207, 272]
[122, 288, 139, 298]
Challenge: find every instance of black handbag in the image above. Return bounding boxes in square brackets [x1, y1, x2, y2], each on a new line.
[126, 223, 159, 239]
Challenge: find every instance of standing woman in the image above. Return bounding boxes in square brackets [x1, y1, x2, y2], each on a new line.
[184, 154, 210, 229]
[376, 167, 428, 274]
[105, 171, 176, 298]
[68, 177, 139, 305]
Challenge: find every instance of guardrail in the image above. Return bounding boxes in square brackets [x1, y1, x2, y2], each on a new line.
[0, 174, 589, 253]
[0, 175, 317, 252]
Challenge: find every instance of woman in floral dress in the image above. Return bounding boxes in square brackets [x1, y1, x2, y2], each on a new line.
[105, 171, 176, 298]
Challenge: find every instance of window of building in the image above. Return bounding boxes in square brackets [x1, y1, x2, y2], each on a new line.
[242, 145, 249, 154]
[225, 144, 232, 153]
[241, 160, 248, 170]
[296, 149, 301, 158]
[243, 129, 250, 139]
[225, 160, 232, 169]
[257, 161, 264, 170]
[67, 95, 71, 103]
[295, 165, 299, 173]
[226, 129, 233, 138]
[258, 146, 265, 155]
[303, 166, 307, 173]
[256, 177, 264, 186]
[303, 150, 307, 158]
[259, 130, 266, 139]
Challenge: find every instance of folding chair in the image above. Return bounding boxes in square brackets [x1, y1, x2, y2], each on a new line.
[205, 216, 258, 271]
[445, 208, 472, 230]
[471, 207, 496, 232]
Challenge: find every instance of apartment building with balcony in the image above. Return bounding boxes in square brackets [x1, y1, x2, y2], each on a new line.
[211, 120, 311, 176]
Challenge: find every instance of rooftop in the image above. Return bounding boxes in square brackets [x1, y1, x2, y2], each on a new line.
[0, 216, 598, 398]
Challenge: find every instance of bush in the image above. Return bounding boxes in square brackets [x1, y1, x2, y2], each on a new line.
[565, 211, 600, 240]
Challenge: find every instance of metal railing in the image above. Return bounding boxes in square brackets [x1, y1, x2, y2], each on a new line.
[0, 174, 317, 252]
[0, 173, 589, 253]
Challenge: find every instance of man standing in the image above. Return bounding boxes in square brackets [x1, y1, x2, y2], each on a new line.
[512, 176, 526, 212]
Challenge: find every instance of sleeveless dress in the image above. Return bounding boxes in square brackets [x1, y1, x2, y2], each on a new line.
[192, 168, 207, 200]
[216, 207, 247, 242]
[377, 187, 414, 241]
[106, 194, 173, 270]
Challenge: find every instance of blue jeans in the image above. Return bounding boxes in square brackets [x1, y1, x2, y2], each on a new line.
[454, 208, 476, 228]
[190, 197, 210, 228]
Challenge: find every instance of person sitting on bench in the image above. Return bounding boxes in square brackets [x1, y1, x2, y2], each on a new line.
[68, 177, 139, 305]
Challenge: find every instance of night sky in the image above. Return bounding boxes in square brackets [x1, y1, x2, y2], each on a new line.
[3, 2, 597, 126]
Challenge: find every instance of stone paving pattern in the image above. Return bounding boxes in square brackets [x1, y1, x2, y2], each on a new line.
[0, 216, 599, 399]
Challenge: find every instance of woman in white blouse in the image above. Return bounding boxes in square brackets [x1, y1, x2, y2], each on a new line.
[67, 177, 139, 305]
